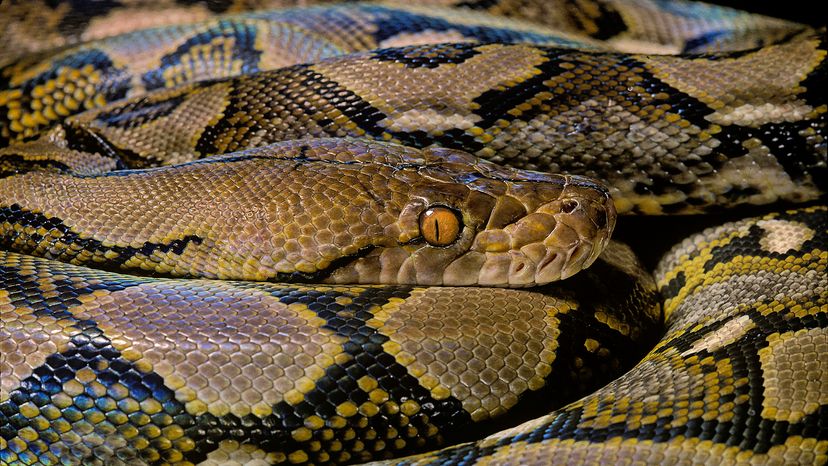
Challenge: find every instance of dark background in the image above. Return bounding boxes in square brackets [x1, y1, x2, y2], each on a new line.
[703, 0, 826, 27]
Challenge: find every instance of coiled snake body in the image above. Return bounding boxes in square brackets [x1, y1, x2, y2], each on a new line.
[0, 1, 826, 465]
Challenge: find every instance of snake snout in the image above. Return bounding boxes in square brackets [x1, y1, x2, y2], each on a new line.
[470, 174, 615, 287]
[528, 176, 615, 284]
[542, 176, 616, 281]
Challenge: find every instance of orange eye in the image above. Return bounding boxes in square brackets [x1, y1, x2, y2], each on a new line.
[419, 206, 462, 247]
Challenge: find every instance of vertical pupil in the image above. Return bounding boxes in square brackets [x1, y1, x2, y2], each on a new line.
[433, 218, 440, 242]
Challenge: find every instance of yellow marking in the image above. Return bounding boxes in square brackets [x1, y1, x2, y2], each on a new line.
[584, 338, 600, 352]
[418, 374, 439, 390]
[185, 399, 207, 415]
[140, 398, 162, 415]
[175, 436, 196, 453]
[400, 400, 420, 416]
[335, 296, 353, 306]
[252, 404, 272, 417]
[357, 376, 378, 392]
[85, 410, 105, 424]
[327, 416, 347, 429]
[336, 401, 359, 417]
[19, 402, 39, 419]
[369, 389, 389, 405]
[62, 380, 83, 396]
[18, 427, 38, 442]
[292, 427, 313, 442]
[359, 402, 380, 417]
[295, 377, 316, 394]
[288, 449, 309, 464]
[305, 415, 325, 430]
[593, 311, 631, 336]
[383, 340, 402, 355]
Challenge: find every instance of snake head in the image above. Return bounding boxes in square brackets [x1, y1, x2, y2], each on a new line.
[325, 143, 616, 287]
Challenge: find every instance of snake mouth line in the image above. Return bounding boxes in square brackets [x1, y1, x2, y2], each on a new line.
[275, 245, 379, 283]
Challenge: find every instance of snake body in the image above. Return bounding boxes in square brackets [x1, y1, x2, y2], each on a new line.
[0, 0, 826, 465]
[401, 205, 828, 465]
[0, 3, 604, 144]
[0, 0, 809, 66]
[3, 28, 825, 214]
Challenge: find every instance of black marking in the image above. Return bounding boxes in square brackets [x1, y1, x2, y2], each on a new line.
[473, 51, 715, 132]
[561, 0, 627, 41]
[0, 154, 70, 178]
[703, 207, 827, 273]
[3, 49, 128, 98]
[472, 49, 569, 129]
[79, 151, 369, 177]
[192, 64, 450, 156]
[63, 122, 151, 169]
[43, 0, 122, 37]
[0, 260, 146, 322]
[90, 93, 190, 129]
[684, 33, 767, 58]
[141, 20, 263, 91]
[0, 308, 197, 462]
[362, 6, 579, 48]
[425, 303, 828, 462]
[757, 116, 827, 189]
[271, 245, 377, 283]
[0, 259, 193, 461]
[190, 66, 328, 156]
[179, 286, 473, 464]
[627, 58, 716, 130]
[0, 204, 204, 272]
[176, 0, 236, 13]
[371, 42, 482, 69]
[274, 287, 470, 457]
[453, 0, 500, 9]
[294, 66, 386, 138]
[0, 48, 129, 144]
[800, 30, 828, 105]
[684, 30, 733, 54]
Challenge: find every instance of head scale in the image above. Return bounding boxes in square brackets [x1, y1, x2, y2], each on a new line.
[322, 143, 616, 287]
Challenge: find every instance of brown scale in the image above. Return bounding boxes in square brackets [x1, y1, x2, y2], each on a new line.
[0, 138, 614, 286]
[63, 35, 826, 214]
[0, 0, 807, 66]
[0, 239, 660, 465]
[0, 4, 599, 146]
[385, 205, 828, 465]
[0, 126, 120, 176]
[0, 2, 825, 465]
[0, 0, 314, 66]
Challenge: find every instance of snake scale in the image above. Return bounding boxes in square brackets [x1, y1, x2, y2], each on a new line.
[0, 0, 826, 465]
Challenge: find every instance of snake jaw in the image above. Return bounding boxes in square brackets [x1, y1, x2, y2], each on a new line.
[543, 192, 617, 282]
[463, 174, 615, 287]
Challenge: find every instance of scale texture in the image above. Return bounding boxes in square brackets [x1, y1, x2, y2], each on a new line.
[0, 0, 826, 465]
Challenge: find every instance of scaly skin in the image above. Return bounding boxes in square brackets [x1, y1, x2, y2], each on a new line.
[0, 1, 826, 465]
[383, 205, 828, 466]
[0, 138, 615, 286]
[0, 3, 599, 144]
[21, 33, 824, 215]
[0, 0, 807, 66]
[0, 240, 662, 465]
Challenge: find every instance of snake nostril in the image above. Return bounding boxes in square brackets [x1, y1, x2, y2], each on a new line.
[595, 212, 607, 229]
[561, 200, 579, 214]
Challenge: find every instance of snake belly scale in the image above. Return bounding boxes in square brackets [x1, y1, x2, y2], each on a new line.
[0, 0, 826, 465]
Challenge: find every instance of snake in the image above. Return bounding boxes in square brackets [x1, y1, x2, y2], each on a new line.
[0, 0, 826, 465]
[0, 0, 809, 66]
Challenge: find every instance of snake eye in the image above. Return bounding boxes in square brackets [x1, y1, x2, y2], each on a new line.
[419, 206, 462, 247]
